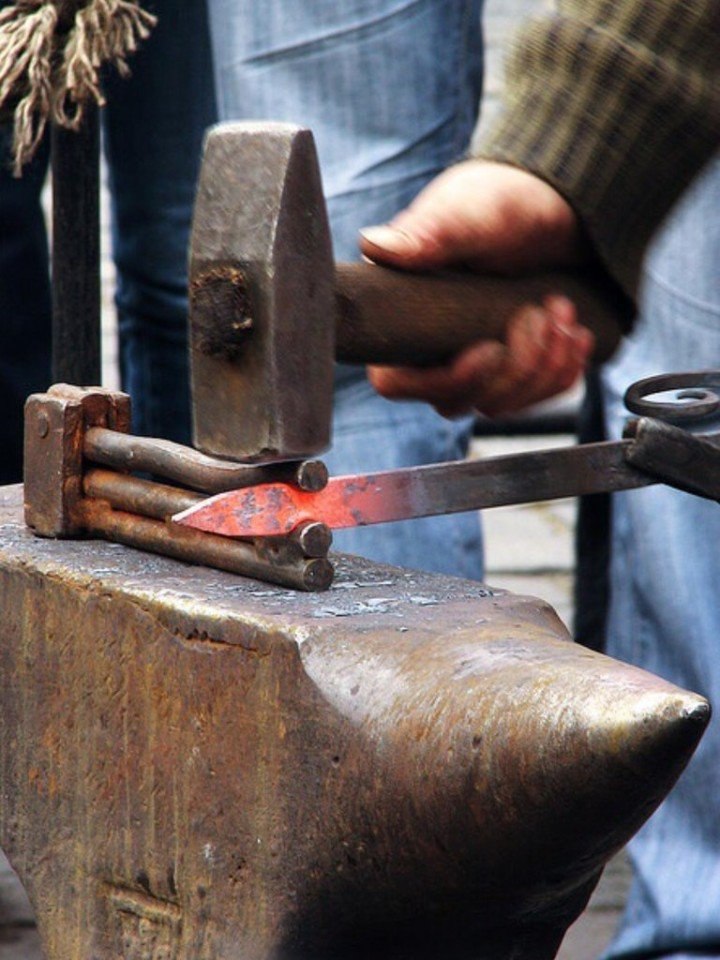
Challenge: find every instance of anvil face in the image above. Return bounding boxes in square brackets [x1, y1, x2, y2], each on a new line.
[0, 486, 708, 960]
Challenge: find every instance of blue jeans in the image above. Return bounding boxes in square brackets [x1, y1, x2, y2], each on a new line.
[0, 133, 52, 484]
[104, 0, 217, 444]
[600, 155, 720, 960]
[0, 0, 216, 450]
[207, 0, 485, 576]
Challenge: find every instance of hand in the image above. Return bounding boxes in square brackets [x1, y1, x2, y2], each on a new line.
[359, 160, 594, 417]
[368, 294, 594, 418]
[359, 160, 587, 272]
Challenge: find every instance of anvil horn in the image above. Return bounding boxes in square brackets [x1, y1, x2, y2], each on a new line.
[288, 616, 708, 957]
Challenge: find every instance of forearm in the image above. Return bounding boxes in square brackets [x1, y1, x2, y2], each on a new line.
[475, 0, 720, 297]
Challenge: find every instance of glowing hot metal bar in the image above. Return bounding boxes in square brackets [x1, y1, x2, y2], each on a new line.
[173, 421, 720, 539]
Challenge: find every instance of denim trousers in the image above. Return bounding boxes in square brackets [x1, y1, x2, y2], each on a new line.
[0, 0, 217, 458]
[600, 155, 720, 960]
[0, 134, 52, 484]
[207, 0, 485, 576]
[104, 0, 217, 445]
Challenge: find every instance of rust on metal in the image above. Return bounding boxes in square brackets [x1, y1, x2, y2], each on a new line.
[76, 497, 333, 591]
[83, 467, 200, 519]
[24, 383, 131, 537]
[82, 467, 332, 578]
[189, 263, 253, 361]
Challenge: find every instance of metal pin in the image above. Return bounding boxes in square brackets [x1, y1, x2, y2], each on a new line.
[83, 427, 328, 494]
[76, 498, 334, 592]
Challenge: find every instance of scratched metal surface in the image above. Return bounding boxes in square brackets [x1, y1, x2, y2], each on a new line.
[0, 484, 521, 639]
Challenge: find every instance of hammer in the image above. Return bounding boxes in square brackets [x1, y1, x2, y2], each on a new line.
[189, 122, 628, 462]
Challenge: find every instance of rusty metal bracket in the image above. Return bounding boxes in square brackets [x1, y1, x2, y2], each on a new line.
[24, 384, 333, 591]
[24, 383, 130, 537]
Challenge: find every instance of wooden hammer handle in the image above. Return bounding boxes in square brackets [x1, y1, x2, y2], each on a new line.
[334, 262, 630, 366]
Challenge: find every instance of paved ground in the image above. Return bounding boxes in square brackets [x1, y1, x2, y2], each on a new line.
[1, 0, 632, 955]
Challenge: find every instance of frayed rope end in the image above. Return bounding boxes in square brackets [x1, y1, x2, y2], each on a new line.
[0, 0, 156, 174]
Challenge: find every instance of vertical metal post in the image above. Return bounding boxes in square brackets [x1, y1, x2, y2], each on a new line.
[50, 104, 101, 385]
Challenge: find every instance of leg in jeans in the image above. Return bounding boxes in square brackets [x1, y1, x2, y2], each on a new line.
[0, 2, 215, 454]
[0, 133, 51, 484]
[600, 154, 720, 960]
[103, 0, 217, 444]
[207, 0, 485, 577]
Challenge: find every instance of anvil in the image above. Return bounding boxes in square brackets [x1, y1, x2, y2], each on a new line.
[0, 486, 710, 959]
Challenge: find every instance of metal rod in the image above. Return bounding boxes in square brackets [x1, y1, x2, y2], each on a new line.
[83, 468, 332, 562]
[51, 107, 101, 384]
[83, 468, 200, 519]
[174, 429, 720, 538]
[76, 496, 334, 592]
[83, 427, 328, 493]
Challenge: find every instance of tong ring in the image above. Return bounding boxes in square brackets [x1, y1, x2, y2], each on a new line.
[624, 371, 720, 423]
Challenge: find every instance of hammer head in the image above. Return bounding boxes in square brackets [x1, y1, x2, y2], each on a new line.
[189, 122, 335, 462]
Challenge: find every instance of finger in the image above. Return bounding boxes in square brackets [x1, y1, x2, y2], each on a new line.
[543, 293, 577, 327]
[463, 313, 550, 416]
[367, 362, 459, 404]
[359, 200, 509, 272]
[433, 342, 511, 418]
[367, 340, 506, 413]
[432, 341, 511, 417]
[467, 300, 592, 416]
[531, 296, 595, 395]
[483, 306, 550, 402]
[547, 294, 596, 366]
[359, 224, 427, 268]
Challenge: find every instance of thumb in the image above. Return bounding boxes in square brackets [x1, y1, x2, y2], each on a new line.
[358, 220, 457, 270]
[358, 163, 490, 270]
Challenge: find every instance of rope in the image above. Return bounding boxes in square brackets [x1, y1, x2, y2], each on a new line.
[0, 0, 156, 174]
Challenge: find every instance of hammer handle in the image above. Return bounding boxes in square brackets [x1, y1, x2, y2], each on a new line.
[334, 262, 630, 366]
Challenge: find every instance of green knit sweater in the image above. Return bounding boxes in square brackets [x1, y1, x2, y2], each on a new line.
[476, 0, 720, 298]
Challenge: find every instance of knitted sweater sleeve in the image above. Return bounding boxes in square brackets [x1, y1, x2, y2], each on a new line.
[474, 0, 720, 297]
